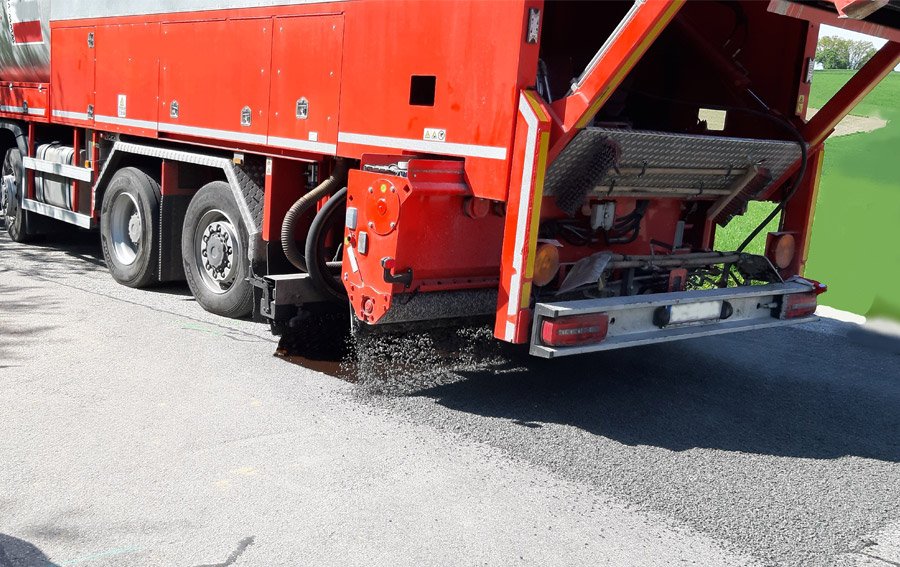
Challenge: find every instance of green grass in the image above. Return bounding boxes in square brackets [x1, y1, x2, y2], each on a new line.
[714, 201, 778, 255]
[717, 70, 900, 319]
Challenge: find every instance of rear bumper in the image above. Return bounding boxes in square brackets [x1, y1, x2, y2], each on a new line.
[530, 281, 818, 358]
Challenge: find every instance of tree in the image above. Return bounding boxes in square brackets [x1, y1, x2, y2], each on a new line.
[816, 36, 878, 70]
[848, 40, 877, 70]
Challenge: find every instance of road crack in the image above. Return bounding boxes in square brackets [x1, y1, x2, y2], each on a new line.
[193, 536, 255, 567]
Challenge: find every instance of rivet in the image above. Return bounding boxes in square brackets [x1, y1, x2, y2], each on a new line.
[390, 222, 396, 229]
[368, 222, 375, 228]
[343, 273, 349, 281]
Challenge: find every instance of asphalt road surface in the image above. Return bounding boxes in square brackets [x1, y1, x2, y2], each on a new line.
[1, 228, 899, 567]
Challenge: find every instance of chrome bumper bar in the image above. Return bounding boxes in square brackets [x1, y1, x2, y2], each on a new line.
[530, 281, 818, 358]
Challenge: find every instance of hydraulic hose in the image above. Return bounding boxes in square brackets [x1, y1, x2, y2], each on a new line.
[281, 158, 350, 272]
[627, 90, 808, 254]
[305, 187, 349, 302]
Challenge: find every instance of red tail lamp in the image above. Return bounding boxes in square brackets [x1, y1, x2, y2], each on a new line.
[541, 313, 610, 347]
[780, 292, 818, 319]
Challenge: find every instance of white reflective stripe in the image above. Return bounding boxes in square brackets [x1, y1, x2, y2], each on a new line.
[52, 109, 91, 121]
[94, 114, 157, 130]
[267, 136, 336, 155]
[338, 132, 507, 161]
[505, 321, 516, 342]
[569, 1, 642, 93]
[2, 106, 47, 116]
[158, 122, 268, 145]
[347, 246, 359, 273]
[51, 0, 344, 20]
[507, 94, 539, 321]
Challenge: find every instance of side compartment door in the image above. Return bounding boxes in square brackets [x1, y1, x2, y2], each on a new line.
[93, 22, 160, 136]
[159, 18, 273, 146]
[50, 26, 96, 126]
[267, 15, 344, 154]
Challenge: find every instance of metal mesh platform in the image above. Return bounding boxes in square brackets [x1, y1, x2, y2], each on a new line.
[544, 127, 803, 201]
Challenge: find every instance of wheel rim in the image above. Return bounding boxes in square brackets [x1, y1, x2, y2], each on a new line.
[110, 192, 142, 266]
[2, 173, 17, 226]
[194, 208, 240, 295]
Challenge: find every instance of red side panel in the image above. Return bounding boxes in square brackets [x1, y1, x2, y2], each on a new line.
[336, 0, 534, 200]
[94, 23, 160, 136]
[50, 26, 95, 127]
[0, 84, 49, 123]
[268, 14, 344, 155]
[159, 18, 273, 146]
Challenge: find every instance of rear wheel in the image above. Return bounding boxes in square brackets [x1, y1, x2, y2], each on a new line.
[100, 167, 161, 288]
[182, 181, 253, 318]
[2, 148, 30, 242]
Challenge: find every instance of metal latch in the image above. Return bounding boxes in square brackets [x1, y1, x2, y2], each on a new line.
[381, 257, 413, 287]
[241, 106, 252, 127]
[170, 101, 179, 119]
[87, 104, 94, 120]
[296, 98, 309, 120]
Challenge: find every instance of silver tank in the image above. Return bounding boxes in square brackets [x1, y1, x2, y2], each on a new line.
[0, 0, 51, 83]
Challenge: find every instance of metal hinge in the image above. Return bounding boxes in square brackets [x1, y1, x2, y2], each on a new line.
[88, 33, 94, 48]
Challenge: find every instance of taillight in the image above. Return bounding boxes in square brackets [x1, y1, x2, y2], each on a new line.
[780, 292, 818, 319]
[541, 314, 609, 347]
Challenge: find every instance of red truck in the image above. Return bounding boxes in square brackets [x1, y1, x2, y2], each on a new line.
[1, 0, 897, 357]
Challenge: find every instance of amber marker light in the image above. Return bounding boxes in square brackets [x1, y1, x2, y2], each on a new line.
[766, 232, 796, 269]
[533, 243, 560, 287]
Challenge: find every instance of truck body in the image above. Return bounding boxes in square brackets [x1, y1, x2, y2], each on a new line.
[1, 0, 898, 357]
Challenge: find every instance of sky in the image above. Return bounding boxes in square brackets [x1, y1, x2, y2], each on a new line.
[818, 23, 900, 71]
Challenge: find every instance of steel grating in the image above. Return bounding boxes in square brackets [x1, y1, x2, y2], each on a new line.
[544, 127, 803, 199]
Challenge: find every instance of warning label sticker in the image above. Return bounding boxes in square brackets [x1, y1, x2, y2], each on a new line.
[117, 95, 127, 118]
[423, 128, 446, 142]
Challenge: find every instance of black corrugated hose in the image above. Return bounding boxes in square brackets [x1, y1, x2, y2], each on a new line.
[281, 158, 350, 272]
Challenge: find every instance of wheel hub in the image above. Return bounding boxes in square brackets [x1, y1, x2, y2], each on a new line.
[2, 174, 17, 220]
[201, 221, 235, 283]
[127, 212, 142, 244]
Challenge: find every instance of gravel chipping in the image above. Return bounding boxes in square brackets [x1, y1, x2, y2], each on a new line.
[283, 319, 900, 567]
[16, 230, 897, 566]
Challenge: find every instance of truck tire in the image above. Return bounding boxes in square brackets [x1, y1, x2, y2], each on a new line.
[181, 181, 253, 318]
[100, 167, 161, 288]
[2, 148, 30, 242]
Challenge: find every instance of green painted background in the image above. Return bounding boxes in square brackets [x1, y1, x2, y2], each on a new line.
[718, 70, 900, 319]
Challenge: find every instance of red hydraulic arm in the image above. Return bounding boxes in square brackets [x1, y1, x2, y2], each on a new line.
[547, 0, 685, 161]
[779, 40, 900, 276]
[803, 40, 900, 146]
